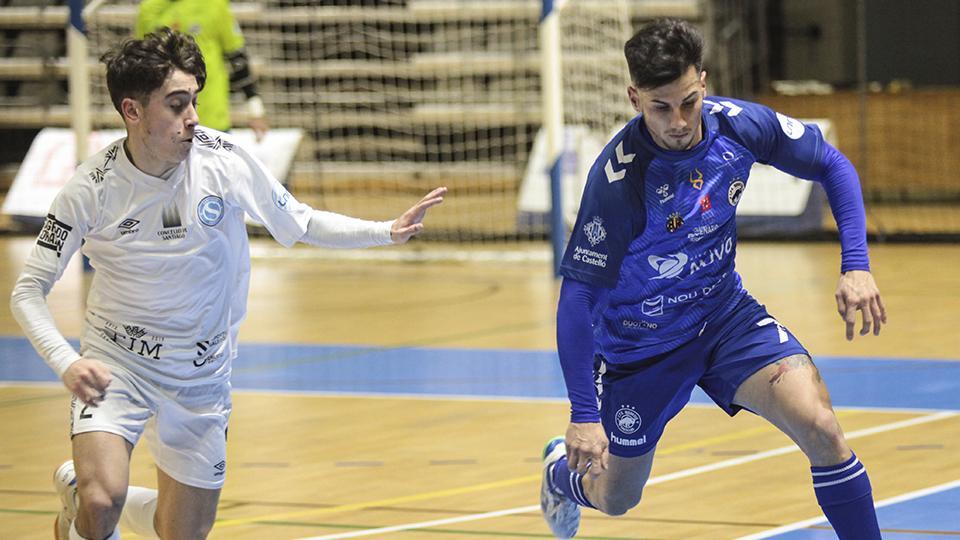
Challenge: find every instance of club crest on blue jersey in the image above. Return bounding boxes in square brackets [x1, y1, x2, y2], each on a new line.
[197, 195, 225, 227]
[615, 405, 642, 434]
[699, 195, 712, 213]
[728, 180, 745, 206]
[584, 216, 607, 246]
[666, 211, 684, 232]
[688, 168, 704, 190]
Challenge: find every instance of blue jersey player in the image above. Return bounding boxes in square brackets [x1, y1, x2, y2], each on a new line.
[540, 19, 886, 539]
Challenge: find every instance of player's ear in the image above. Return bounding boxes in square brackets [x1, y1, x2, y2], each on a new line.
[699, 70, 707, 92]
[120, 97, 142, 124]
[627, 85, 642, 113]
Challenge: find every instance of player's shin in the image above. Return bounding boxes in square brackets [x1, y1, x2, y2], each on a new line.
[811, 452, 881, 539]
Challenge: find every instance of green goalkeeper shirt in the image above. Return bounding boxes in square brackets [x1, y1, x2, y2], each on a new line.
[136, 0, 245, 131]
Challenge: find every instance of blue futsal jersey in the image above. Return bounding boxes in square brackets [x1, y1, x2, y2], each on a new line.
[560, 97, 837, 362]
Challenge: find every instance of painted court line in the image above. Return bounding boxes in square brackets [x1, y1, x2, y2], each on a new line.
[296, 411, 956, 540]
[736, 478, 960, 539]
[215, 473, 540, 528]
[4, 382, 960, 414]
[300, 505, 541, 540]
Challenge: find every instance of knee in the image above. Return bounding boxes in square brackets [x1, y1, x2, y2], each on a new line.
[802, 407, 849, 461]
[77, 482, 126, 525]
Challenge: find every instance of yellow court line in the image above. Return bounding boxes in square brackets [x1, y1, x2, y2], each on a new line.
[214, 473, 540, 527]
[215, 410, 861, 528]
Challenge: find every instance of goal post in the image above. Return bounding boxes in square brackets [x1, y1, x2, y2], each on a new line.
[539, 0, 565, 274]
[538, 0, 633, 273]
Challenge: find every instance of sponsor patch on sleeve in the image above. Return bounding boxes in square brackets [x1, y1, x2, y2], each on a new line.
[37, 213, 73, 257]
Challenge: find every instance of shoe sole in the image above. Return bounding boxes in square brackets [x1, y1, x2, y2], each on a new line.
[540, 436, 580, 538]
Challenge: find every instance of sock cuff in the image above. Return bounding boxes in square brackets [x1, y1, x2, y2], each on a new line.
[811, 452, 858, 474]
[550, 456, 595, 509]
[812, 454, 873, 507]
[69, 521, 120, 540]
[811, 453, 865, 489]
[567, 470, 595, 508]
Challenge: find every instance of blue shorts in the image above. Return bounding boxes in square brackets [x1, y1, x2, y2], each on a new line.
[596, 293, 809, 457]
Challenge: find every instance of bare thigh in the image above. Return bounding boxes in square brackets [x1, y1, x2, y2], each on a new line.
[155, 467, 221, 539]
[733, 354, 850, 465]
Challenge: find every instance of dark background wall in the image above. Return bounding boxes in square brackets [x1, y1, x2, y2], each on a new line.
[769, 0, 960, 88]
[864, 0, 960, 86]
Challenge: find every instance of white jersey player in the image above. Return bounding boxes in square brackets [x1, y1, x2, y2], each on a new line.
[9, 28, 445, 540]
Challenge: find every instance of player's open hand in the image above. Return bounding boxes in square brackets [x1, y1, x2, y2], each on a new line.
[390, 187, 447, 244]
[835, 270, 887, 340]
[62, 358, 112, 407]
[565, 422, 609, 476]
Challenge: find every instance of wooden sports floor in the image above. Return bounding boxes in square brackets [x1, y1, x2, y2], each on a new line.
[1, 237, 958, 539]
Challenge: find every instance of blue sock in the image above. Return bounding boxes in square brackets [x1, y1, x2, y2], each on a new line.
[811, 452, 881, 539]
[549, 455, 595, 508]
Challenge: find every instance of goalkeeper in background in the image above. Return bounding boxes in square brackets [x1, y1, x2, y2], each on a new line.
[136, 0, 268, 140]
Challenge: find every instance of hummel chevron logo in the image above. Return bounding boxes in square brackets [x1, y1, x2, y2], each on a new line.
[704, 99, 743, 117]
[605, 141, 635, 183]
[757, 317, 789, 343]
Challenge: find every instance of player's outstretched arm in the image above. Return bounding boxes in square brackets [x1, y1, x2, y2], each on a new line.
[390, 187, 447, 244]
[835, 270, 887, 340]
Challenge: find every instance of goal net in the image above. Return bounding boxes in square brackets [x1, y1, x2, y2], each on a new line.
[81, 0, 634, 249]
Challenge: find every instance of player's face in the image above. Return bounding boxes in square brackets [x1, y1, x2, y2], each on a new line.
[629, 66, 706, 151]
[122, 69, 200, 176]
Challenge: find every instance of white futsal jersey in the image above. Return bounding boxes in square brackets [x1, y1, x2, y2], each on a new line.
[17, 128, 311, 386]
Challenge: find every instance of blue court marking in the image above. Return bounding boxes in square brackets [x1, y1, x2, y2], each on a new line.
[2, 335, 958, 536]
[2, 336, 958, 411]
[771, 484, 960, 538]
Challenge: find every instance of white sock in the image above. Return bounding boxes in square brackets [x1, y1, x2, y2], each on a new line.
[119, 486, 159, 539]
[69, 520, 121, 540]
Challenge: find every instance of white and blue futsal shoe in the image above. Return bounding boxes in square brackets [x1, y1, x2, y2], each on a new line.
[540, 436, 581, 539]
[53, 460, 79, 540]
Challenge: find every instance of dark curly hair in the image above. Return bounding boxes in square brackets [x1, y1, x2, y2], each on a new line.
[624, 18, 704, 89]
[101, 28, 206, 113]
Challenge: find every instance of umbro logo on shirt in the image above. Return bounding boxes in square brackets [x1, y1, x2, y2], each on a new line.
[118, 218, 140, 236]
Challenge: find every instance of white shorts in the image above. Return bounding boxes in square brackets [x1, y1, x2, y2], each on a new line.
[70, 365, 232, 489]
